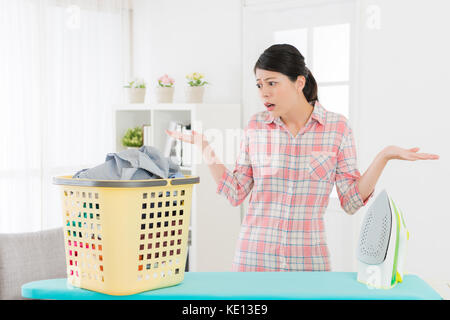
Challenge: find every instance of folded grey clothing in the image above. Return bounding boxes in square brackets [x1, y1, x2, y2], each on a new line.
[73, 146, 185, 180]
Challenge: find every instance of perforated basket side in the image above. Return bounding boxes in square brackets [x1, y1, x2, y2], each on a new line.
[59, 186, 107, 289]
[56, 177, 197, 295]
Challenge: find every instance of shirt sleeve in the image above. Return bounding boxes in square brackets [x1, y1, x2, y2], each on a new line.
[335, 121, 373, 215]
[216, 127, 254, 207]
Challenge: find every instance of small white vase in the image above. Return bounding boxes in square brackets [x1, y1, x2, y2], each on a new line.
[156, 86, 175, 103]
[185, 86, 205, 103]
[126, 88, 146, 103]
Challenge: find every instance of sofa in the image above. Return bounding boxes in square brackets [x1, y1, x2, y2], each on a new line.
[0, 228, 67, 299]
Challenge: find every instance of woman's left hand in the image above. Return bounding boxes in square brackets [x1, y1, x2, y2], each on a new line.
[382, 146, 440, 161]
[357, 146, 439, 204]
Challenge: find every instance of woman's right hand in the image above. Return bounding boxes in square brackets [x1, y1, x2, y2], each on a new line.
[165, 129, 209, 149]
[166, 129, 224, 181]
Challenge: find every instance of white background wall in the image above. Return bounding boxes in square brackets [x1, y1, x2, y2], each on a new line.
[132, 0, 242, 105]
[131, 0, 450, 283]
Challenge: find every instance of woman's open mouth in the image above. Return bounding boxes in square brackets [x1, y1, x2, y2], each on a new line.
[264, 102, 275, 111]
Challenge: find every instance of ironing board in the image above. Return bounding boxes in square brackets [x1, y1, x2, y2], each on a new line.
[21, 272, 442, 300]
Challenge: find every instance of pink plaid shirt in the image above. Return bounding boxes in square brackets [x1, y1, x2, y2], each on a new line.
[216, 101, 372, 272]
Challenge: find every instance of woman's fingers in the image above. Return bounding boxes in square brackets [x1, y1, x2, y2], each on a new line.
[386, 145, 440, 161]
[411, 147, 439, 159]
[385, 145, 439, 161]
[165, 129, 209, 148]
[415, 152, 440, 160]
[165, 129, 194, 144]
[405, 151, 440, 160]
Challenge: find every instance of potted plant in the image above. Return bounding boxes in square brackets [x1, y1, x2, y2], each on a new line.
[156, 74, 175, 103]
[122, 126, 143, 149]
[123, 78, 147, 103]
[185, 72, 208, 103]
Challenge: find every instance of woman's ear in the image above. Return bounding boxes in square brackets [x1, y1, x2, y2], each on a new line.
[296, 75, 306, 92]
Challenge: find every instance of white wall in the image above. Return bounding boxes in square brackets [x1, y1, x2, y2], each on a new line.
[131, 0, 242, 105]
[353, 0, 450, 282]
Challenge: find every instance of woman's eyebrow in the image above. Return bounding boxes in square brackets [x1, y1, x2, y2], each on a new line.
[256, 77, 277, 81]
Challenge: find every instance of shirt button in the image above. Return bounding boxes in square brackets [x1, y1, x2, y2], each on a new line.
[288, 187, 293, 193]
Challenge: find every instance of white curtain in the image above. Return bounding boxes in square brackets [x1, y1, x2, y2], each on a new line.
[0, 0, 132, 232]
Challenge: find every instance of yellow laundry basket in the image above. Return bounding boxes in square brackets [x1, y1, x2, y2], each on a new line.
[53, 175, 200, 296]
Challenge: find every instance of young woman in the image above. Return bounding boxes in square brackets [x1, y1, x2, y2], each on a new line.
[166, 44, 439, 272]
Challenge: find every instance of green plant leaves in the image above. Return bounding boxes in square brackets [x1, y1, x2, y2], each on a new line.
[124, 79, 146, 89]
[122, 126, 143, 147]
[187, 80, 209, 87]
[158, 80, 173, 88]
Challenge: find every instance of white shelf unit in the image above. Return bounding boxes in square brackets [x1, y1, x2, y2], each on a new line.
[113, 103, 242, 272]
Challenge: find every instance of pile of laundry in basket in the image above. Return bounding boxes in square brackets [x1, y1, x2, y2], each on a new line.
[73, 145, 184, 180]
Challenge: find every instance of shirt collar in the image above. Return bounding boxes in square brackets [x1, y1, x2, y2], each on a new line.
[263, 100, 326, 126]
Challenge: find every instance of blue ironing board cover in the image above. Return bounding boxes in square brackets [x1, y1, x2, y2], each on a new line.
[21, 272, 442, 300]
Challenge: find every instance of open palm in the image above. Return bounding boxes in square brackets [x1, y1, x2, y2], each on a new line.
[384, 146, 439, 161]
[165, 129, 208, 148]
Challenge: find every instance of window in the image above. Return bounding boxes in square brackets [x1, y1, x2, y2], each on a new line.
[0, 0, 131, 232]
[274, 23, 350, 118]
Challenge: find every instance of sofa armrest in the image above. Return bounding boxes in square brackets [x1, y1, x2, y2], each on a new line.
[0, 228, 67, 300]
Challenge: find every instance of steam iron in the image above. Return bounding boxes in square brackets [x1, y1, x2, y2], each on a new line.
[356, 189, 409, 289]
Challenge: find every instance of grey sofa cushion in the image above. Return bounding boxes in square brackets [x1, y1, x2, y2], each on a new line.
[0, 227, 67, 300]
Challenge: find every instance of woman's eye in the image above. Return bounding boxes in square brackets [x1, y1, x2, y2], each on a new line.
[256, 84, 261, 89]
[269, 82, 276, 86]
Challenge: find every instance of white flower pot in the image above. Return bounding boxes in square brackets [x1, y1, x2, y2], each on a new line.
[156, 86, 175, 103]
[185, 86, 205, 103]
[126, 88, 146, 103]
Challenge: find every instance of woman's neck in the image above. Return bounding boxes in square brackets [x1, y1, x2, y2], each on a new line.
[280, 99, 314, 129]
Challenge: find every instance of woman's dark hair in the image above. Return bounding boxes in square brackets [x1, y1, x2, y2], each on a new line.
[254, 44, 318, 104]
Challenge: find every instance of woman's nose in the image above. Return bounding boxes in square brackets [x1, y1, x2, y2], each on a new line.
[261, 88, 270, 98]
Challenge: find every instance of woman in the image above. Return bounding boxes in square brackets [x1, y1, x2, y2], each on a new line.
[166, 44, 439, 272]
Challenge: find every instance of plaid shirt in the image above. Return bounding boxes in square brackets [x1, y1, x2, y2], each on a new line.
[216, 101, 372, 272]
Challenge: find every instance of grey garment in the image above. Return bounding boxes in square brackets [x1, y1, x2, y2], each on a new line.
[73, 145, 184, 180]
[0, 228, 67, 300]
